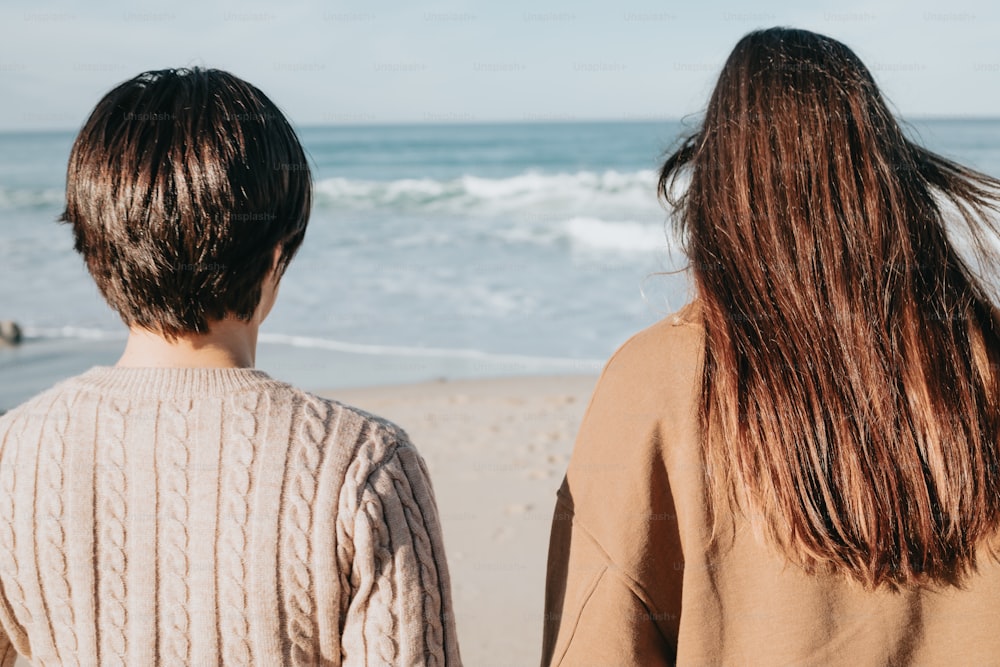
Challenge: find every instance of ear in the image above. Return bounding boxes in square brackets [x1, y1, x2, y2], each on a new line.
[267, 244, 284, 287]
[254, 245, 285, 324]
[260, 245, 283, 296]
[272, 245, 283, 273]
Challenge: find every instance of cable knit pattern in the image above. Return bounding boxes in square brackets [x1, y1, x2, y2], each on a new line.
[217, 392, 261, 667]
[0, 411, 32, 667]
[0, 366, 462, 666]
[37, 393, 78, 667]
[157, 400, 192, 664]
[338, 422, 459, 666]
[0, 416, 30, 629]
[385, 450, 445, 665]
[335, 421, 397, 620]
[362, 487, 398, 664]
[97, 397, 129, 665]
[280, 396, 328, 667]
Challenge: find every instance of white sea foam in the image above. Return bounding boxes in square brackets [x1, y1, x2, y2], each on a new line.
[313, 169, 661, 215]
[562, 217, 668, 253]
[259, 332, 603, 370]
[16, 326, 602, 372]
[492, 216, 673, 255]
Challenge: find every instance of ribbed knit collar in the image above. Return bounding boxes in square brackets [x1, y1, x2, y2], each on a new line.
[70, 366, 290, 399]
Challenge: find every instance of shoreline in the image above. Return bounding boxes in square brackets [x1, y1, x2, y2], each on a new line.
[0, 335, 602, 412]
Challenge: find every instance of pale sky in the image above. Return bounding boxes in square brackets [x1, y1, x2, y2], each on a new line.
[0, 0, 997, 131]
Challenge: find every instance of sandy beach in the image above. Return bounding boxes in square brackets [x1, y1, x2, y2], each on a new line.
[331, 374, 597, 667]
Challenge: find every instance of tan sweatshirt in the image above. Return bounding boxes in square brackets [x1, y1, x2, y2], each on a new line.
[0, 366, 462, 666]
[542, 299, 1000, 666]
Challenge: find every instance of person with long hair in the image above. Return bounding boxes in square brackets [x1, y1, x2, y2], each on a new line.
[541, 27, 1000, 665]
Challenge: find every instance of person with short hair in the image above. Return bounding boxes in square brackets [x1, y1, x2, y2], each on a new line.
[541, 27, 1000, 666]
[0, 67, 462, 666]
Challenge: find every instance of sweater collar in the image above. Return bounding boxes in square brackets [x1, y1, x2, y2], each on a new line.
[69, 365, 290, 399]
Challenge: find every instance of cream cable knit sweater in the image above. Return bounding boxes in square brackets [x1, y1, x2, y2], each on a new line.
[0, 366, 462, 666]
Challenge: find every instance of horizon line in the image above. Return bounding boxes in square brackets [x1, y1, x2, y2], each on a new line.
[2, 113, 999, 135]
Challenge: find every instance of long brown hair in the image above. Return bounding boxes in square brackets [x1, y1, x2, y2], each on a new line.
[659, 27, 1000, 589]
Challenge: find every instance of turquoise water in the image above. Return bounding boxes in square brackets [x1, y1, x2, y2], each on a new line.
[2, 119, 999, 409]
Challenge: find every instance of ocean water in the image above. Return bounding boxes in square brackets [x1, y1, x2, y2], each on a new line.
[2, 119, 1000, 409]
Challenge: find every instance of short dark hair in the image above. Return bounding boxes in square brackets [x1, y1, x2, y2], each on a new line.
[59, 67, 311, 339]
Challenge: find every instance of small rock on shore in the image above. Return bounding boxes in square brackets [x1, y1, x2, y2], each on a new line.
[0, 321, 22, 347]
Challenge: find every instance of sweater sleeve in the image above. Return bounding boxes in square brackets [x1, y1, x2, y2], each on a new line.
[541, 487, 675, 667]
[340, 440, 462, 666]
[0, 415, 25, 667]
[541, 314, 699, 666]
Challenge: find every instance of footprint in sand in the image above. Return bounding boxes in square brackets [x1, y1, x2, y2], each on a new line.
[545, 395, 577, 406]
[504, 503, 534, 515]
